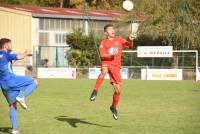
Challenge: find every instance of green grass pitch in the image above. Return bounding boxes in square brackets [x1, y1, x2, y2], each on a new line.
[0, 79, 200, 134]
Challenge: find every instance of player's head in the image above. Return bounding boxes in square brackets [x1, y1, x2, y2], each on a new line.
[0, 38, 12, 51]
[104, 24, 115, 38]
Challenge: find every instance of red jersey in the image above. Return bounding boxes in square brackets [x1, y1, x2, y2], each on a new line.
[99, 36, 131, 67]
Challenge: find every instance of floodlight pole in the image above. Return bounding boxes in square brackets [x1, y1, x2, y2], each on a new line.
[181, 0, 187, 66]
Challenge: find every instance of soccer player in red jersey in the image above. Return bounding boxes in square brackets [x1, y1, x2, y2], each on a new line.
[89, 24, 136, 120]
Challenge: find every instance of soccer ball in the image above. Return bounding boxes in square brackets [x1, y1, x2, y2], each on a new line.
[122, 0, 134, 11]
[109, 47, 116, 55]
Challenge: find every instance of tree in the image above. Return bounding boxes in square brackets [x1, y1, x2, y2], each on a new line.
[66, 28, 101, 67]
[125, 0, 200, 49]
[1, 0, 199, 49]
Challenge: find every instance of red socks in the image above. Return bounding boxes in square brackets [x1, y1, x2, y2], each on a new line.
[94, 74, 120, 108]
[94, 74, 104, 91]
[112, 93, 120, 108]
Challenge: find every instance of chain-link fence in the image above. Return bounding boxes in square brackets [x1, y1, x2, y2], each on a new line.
[17, 66, 196, 80]
[12, 46, 197, 81]
[75, 67, 195, 80]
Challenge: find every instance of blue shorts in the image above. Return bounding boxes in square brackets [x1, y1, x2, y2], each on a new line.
[0, 75, 34, 104]
[1, 90, 19, 104]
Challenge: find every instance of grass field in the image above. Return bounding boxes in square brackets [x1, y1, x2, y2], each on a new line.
[0, 79, 200, 134]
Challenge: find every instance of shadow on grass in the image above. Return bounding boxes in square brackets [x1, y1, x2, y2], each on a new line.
[55, 116, 112, 128]
[192, 89, 200, 92]
[0, 127, 11, 134]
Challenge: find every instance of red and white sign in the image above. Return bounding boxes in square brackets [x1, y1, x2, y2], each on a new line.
[38, 68, 76, 79]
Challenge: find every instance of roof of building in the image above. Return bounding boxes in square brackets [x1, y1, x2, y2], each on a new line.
[0, 4, 125, 20]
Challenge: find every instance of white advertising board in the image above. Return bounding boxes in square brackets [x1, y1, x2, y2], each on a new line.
[137, 46, 173, 57]
[141, 69, 182, 80]
[89, 68, 128, 79]
[13, 67, 26, 76]
[38, 68, 76, 79]
[196, 68, 200, 80]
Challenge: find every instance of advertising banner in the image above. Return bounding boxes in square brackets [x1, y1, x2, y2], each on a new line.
[137, 46, 173, 57]
[89, 68, 128, 79]
[38, 68, 76, 79]
[13, 67, 26, 76]
[196, 68, 200, 80]
[141, 69, 182, 80]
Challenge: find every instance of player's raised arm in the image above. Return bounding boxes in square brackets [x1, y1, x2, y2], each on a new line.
[16, 50, 32, 60]
[8, 50, 31, 61]
[122, 33, 137, 49]
[128, 33, 137, 48]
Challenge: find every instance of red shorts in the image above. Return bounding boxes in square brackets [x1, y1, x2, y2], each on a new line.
[107, 65, 121, 84]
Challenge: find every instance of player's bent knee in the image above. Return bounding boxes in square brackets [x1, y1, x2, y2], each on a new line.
[101, 67, 108, 76]
[113, 83, 121, 94]
[114, 90, 120, 95]
[101, 69, 108, 75]
[115, 89, 121, 94]
[10, 102, 17, 109]
[116, 85, 121, 94]
[101, 72, 107, 76]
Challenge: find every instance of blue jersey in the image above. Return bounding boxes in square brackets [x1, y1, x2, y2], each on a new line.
[0, 50, 18, 80]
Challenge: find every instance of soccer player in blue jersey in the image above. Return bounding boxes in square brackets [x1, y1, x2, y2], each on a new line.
[0, 38, 39, 134]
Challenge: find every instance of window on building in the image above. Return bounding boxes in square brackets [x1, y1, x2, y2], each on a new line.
[71, 19, 83, 30]
[55, 19, 61, 31]
[88, 20, 97, 32]
[96, 21, 110, 36]
[44, 19, 50, 30]
[65, 20, 71, 32]
[39, 18, 83, 32]
[39, 32, 49, 46]
[55, 33, 67, 45]
[50, 19, 55, 30]
[39, 19, 44, 30]
[88, 20, 111, 37]
[61, 19, 66, 31]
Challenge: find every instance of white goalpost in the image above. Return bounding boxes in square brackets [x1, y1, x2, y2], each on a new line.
[122, 49, 198, 81]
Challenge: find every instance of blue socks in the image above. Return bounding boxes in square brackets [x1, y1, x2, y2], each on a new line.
[10, 82, 38, 130]
[19, 82, 38, 98]
[10, 107, 17, 129]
